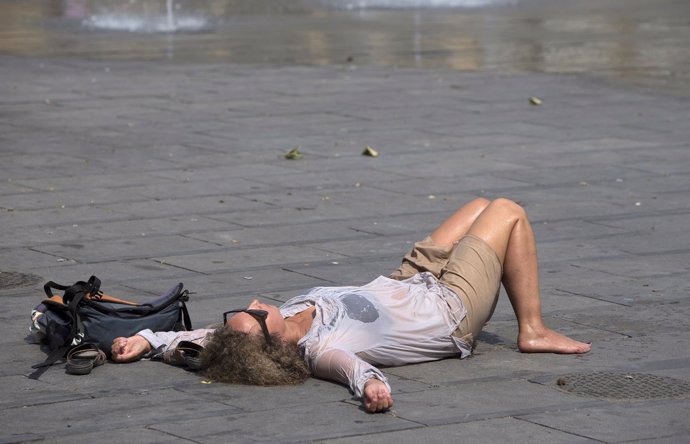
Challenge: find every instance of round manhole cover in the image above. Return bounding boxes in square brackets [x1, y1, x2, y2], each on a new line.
[555, 372, 690, 400]
[0, 271, 43, 290]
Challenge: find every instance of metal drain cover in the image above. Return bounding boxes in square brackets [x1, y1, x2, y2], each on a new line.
[556, 372, 690, 400]
[0, 271, 43, 290]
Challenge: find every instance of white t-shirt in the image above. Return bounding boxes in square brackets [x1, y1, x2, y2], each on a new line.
[281, 272, 469, 397]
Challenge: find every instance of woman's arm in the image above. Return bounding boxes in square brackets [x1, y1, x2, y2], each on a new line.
[312, 348, 393, 413]
[112, 328, 214, 364]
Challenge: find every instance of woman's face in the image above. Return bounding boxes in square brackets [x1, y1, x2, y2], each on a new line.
[226, 299, 286, 338]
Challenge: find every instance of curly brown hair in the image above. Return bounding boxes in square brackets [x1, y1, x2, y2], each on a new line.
[199, 328, 310, 385]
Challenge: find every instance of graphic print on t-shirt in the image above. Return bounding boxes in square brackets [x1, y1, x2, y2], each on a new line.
[341, 294, 379, 323]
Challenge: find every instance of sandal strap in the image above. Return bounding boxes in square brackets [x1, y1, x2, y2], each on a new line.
[176, 340, 204, 356]
[65, 343, 106, 375]
[176, 340, 204, 370]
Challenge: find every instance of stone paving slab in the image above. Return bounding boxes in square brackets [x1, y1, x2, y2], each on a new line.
[122, 267, 323, 300]
[0, 204, 142, 231]
[0, 386, 240, 438]
[0, 225, 102, 249]
[154, 245, 350, 274]
[39, 428, 185, 444]
[285, 257, 401, 288]
[388, 379, 603, 426]
[97, 194, 269, 219]
[27, 259, 188, 284]
[1, 54, 689, 443]
[185, 220, 377, 250]
[319, 417, 599, 444]
[11, 173, 177, 191]
[520, 400, 690, 443]
[33, 234, 223, 263]
[53, 215, 231, 241]
[150, 402, 419, 444]
[0, 247, 78, 270]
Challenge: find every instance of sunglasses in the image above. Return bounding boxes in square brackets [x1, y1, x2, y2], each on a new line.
[223, 308, 272, 345]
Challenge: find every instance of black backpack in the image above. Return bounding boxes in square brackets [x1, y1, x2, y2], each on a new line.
[29, 275, 192, 379]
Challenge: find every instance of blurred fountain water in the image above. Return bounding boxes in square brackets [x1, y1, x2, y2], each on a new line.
[81, 0, 207, 32]
[166, 0, 174, 30]
[79, 0, 516, 32]
[3, 0, 687, 95]
[342, 0, 517, 7]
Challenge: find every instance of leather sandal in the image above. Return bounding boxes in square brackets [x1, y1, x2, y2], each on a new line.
[66, 343, 106, 375]
[176, 341, 204, 370]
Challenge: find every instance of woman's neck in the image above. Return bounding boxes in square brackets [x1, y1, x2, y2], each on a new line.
[283, 306, 316, 344]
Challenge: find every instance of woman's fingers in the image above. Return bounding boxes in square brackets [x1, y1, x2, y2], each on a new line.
[369, 391, 393, 412]
[111, 337, 128, 361]
[111, 336, 150, 362]
[363, 379, 393, 413]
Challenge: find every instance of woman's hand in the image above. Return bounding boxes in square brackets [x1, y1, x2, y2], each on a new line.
[363, 378, 393, 413]
[111, 335, 152, 362]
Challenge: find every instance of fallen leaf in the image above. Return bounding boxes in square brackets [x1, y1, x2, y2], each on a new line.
[362, 146, 379, 157]
[285, 146, 303, 160]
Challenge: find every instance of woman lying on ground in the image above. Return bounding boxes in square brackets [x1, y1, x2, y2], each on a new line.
[112, 197, 591, 413]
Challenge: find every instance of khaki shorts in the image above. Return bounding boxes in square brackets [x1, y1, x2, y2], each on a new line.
[390, 235, 503, 346]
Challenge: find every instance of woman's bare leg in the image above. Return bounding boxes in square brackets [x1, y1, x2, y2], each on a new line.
[390, 198, 492, 281]
[467, 198, 591, 353]
[430, 198, 491, 247]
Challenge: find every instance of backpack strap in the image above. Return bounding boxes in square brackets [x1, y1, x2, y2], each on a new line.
[179, 290, 192, 330]
[43, 275, 100, 300]
[43, 280, 71, 298]
[29, 278, 95, 379]
[28, 347, 67, 379]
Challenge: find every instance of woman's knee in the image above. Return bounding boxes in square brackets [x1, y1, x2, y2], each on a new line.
[488, 198, 527, 220]
[460, 197, 491, 216]
[471, 197, 492, 208]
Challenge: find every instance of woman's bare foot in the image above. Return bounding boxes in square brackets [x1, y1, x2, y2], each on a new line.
[518, 326, 591, 354]
[111, 335, 152, 362]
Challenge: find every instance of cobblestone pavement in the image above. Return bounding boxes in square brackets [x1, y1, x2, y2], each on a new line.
[1, 28, 690, 444]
